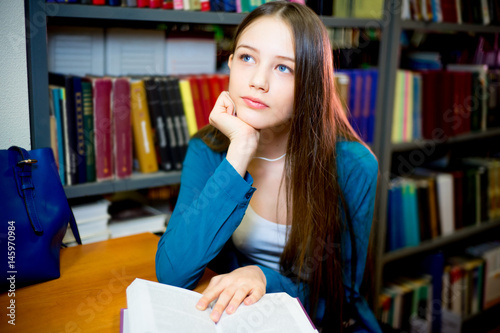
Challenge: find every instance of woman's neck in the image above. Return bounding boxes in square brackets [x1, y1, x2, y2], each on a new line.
[255, 125, 290, 159]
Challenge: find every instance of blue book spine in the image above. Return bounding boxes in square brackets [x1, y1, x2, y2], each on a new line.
[366, 69, 378, 144]
[223, 0, 236, 12]
[420, 252, 444, 333]
[394, 183, 404, 250]
[52, 88, 66, 185]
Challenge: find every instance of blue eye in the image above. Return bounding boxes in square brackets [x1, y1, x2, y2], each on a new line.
[241, 54, 254, 63]
[277, 65, 291, 73]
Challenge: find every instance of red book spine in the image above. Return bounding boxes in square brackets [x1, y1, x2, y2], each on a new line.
[188, 76, 208, 128]
[206, 75, 222, 109]
[196, 75, 212, 126]
[92, 0, 106, 4]
[163, 0, 174, 9]
[113, 78, 132, 179]
[200, 0, 210, 11]
[149, 0, 162, 7]
[93, 78, 114, 181]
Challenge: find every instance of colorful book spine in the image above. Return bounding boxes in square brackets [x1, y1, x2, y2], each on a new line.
[93, 77, 114, 181]
[178, 78, 198, 136]
[130, 80, 158, 174]
[81, 80, 96, 183]
[113, 78, 132, 179]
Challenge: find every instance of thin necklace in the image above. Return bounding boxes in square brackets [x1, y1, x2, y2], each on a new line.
[253, 153, 286, 162]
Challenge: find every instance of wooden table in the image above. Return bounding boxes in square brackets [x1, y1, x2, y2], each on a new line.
[0, 233, 216, 333]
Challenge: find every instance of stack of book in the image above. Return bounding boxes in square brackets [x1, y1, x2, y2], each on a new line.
[386, 158, 500, 251]
[63, 199, 111, 246]
[108, 199, 170, 239]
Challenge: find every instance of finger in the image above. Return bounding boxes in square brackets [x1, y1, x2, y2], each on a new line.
[223, 91, 237, 116]
[210, 289, 236, 322]
[196, 276, 224, 311]
[225, 288, 250, 315]
[243, 287, 265, 306]
[215, 91, 235, 116]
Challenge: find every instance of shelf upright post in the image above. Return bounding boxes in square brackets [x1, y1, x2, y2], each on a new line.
[372, 0, 403, 301]
[25, 0, 52, 149]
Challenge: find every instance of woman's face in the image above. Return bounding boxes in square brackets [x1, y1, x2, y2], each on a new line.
[228, 16, 295, 131]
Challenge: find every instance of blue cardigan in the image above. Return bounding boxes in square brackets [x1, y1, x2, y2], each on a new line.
[156, 138, 381, 333]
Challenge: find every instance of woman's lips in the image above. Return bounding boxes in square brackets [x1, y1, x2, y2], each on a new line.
[242, 96, 269, 109]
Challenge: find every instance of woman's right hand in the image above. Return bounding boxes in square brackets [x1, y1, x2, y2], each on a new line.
[209, 91, 260, 176]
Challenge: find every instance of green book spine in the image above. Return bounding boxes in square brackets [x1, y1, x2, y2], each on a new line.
[82, 81, 96, 182]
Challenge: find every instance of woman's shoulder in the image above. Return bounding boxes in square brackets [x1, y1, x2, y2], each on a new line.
[335, 141, 378, 186]
[336, 141, 378, 170]
[185, 137, 227, 166]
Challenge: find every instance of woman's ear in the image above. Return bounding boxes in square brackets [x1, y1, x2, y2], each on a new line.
[228, 54, 233, 69]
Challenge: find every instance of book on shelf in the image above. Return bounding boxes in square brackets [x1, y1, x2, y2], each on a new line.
[392, 67, 500, 143]
[156, 77, 181, 170]
[385, 157, 500, 252]
[178, 77, 199, 136]
[123, 278, 318, 333]
[379, 275, 433, 333]
[82, 78, 97, 183]
[145, 77, 175, 171]
[130, 79, 159, 174]
[113, 77, 133, 179]
[92, 76, 115, 181]
[465, 242, 500, 310]
[49, 73, 80, 185]
[49, 85, 67, 185]
[165, 76, 190, 169]
[443, 256, 485, 318]
[108, 199, 168, 238]
[402, 0, 497, 24]
[336, 68, 378, 144]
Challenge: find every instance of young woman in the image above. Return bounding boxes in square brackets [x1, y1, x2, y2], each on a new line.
[156, 2, 380, 332]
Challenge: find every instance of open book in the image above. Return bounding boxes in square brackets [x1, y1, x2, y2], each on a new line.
[123, 278, 318, 333]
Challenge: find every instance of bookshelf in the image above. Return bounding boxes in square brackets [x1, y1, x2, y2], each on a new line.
[27, 0, 388, 197]
[24, 0, 500, 330]
[375, 1, 500, 331]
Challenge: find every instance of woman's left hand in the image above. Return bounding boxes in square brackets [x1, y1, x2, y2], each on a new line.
[196, 266, 267, 323]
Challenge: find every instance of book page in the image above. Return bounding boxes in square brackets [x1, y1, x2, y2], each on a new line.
[215, 292, 317, 333]
[126, 278, 215, 333]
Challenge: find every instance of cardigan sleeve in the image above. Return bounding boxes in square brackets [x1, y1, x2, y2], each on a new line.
[155, 138, 256, 289]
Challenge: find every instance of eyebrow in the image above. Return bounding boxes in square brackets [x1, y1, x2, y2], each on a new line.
[236, 44, 295, 63]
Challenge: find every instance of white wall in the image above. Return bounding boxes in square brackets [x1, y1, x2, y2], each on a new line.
[0, 1, 31, 149]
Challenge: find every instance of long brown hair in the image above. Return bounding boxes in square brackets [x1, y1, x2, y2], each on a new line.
[196, 1, 366, 330]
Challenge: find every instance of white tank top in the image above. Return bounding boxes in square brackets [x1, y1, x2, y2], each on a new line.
[232, 205, 290, 272]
